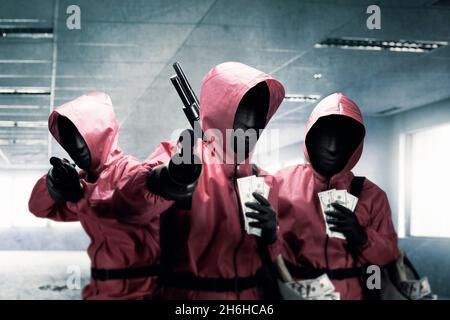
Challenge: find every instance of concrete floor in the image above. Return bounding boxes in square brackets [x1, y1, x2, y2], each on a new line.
[1, 250, 447, 300]
[0, 251, 90, 300]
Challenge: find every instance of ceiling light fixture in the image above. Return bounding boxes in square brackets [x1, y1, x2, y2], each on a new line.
[0, 121, 47, 128]
[315, 37, 447, 53]
[375, 106, 403, 116]
[0, 27, 53, 39]
[284, 94, 321, 103]
[0, 138, 47, 146]
[0, 87, 51, 95]
[0, 105, 44, 110]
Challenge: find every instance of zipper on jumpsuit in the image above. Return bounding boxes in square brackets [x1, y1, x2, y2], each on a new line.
[324, 179, 331, 271]
[232, 164, 246, 299]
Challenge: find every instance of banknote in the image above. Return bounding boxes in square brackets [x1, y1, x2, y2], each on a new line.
[237, 175, 269, 237]
[288, 274, 335, 299]
[318, 189, 359, 240]
[284, 274, 340, 300]
[400, 277, 432, 300]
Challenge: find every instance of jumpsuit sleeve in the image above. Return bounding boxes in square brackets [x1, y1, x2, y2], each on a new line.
[111, 141, 176, 225]
[28, 175, 80, 222]
[357, 190, 400, 266]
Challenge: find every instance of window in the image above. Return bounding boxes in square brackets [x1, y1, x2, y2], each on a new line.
[401, 123, 450, 238]
[0, 169, 79, 228]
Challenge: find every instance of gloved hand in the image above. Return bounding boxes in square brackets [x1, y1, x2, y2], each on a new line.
[245, 192, 278, 245]
[325, 203, 368, 247]
[46, 157, 84, 203]
[146, 164, 199, 202]
[147, 129, 202, 202]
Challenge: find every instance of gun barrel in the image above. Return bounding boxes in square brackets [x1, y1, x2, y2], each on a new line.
[170, 75, 200, 129]
[182, 105, 198, 130]
[170, 62, 206, 140]
[173, 62, 199, 106]
[50, 156, 63, 168]
[170, 75, 191, 109]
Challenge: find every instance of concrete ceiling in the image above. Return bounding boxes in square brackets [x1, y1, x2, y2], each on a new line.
[0, 0, 449, 165]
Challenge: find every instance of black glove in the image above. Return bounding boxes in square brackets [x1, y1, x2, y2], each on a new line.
[46, 157, 84, 203]
[245, 192, 278, 245]
[325, 202, 368, 247]
[146, 164, 200, 202]
[147, 129, 202, 203]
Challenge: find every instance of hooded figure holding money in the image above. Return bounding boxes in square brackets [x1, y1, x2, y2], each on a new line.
[275, 93, 399, 300]
[112, 62, 285, 299]
[28, 92, 163, 299]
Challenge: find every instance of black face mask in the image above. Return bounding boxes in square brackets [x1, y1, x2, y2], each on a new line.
[57, 116, 91, 171]
[306, 115, 364, 178]
[232, 82, 270, 158]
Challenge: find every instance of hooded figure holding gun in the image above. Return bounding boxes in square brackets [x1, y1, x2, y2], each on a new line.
[112, 62, 285, 299]
[28, 92, 164, 299]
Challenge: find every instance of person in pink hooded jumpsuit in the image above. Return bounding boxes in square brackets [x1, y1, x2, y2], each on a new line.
[112, 62, 285, 299]
[28, 92, 167, 299]
[275, 93, 399, 300]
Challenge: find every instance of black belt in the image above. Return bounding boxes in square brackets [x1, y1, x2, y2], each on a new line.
[158, 272, 258, 292]
[285, 261, 364, 280]
[91, 264, 160, 281]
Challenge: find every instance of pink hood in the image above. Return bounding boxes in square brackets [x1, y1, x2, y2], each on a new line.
[200, 62, 285, 161]
[48, 92, 122, 175]
[303, 92, 366, 177]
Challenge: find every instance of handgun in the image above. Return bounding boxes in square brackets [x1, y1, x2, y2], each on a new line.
[170, 62, 205, 141]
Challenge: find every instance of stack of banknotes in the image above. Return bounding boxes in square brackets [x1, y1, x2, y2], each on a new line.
[400, 277, 433, 300]
[318, 189, 358, 240]
[237, 175, 270, 237]
[279, 274, 341, 300]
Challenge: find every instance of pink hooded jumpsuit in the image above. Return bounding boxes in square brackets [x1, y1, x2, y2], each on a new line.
[112, 62, 285, 299]
[28, 92, 166, 300]
[275, 93, 399, 300]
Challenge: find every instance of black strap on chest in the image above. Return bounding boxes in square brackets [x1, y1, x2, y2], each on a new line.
[349, 176, 365, 198]
[252, 163, 259, 176]
[284, 260, 365, 280]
